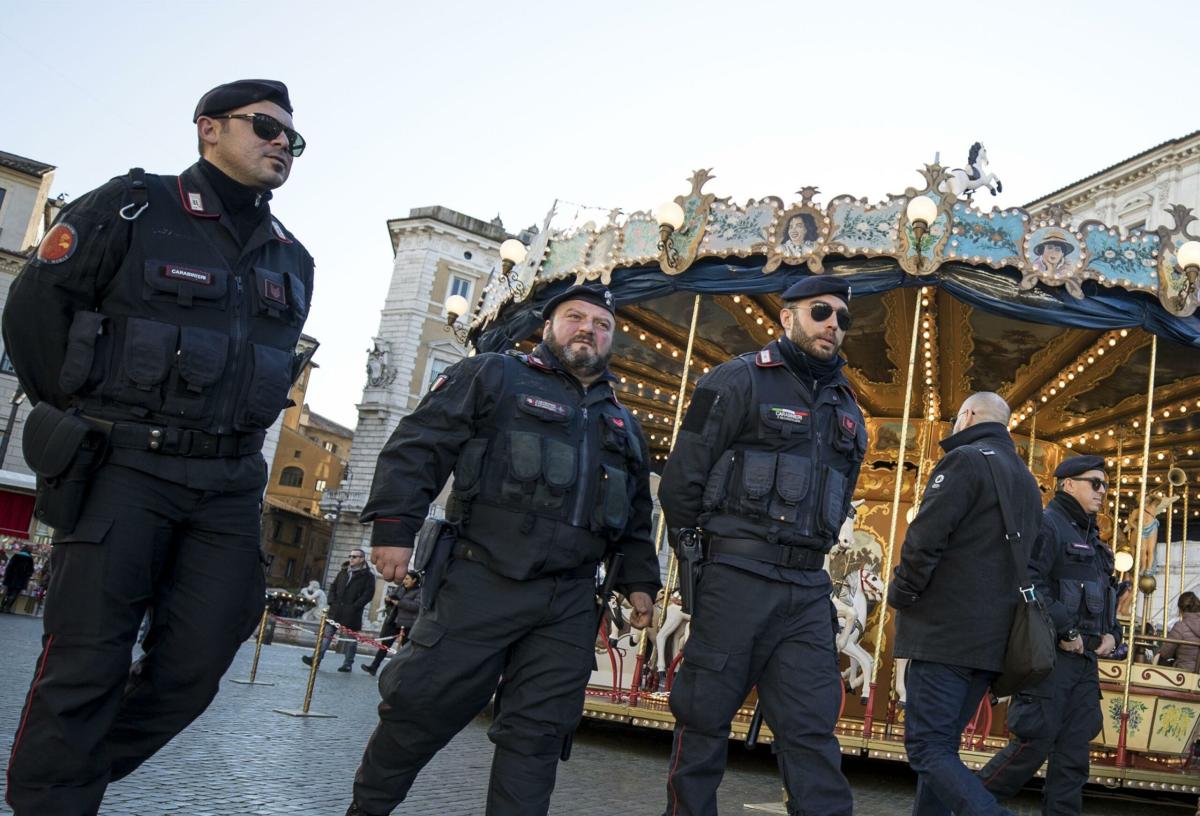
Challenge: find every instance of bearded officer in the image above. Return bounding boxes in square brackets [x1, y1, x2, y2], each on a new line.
[3, 79, 312, 815]
[980, 454, 1120, 815]
[658, 277, 864, 816]
[348, 283, 660, 816]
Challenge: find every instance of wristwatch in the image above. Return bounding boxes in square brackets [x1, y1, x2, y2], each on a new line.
[1062, 628, 1080, 642]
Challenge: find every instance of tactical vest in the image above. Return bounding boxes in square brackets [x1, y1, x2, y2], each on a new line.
[445, 351, 642, 580]
[56, 172, 310, 441]
[699, 347, 866, 552]
[1044, 500, 1116, 636]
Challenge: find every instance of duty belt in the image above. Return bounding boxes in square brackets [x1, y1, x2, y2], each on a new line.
[707, 536, 827, 570]
[85, 418, 264, 458]
[453, 542, 597, 579]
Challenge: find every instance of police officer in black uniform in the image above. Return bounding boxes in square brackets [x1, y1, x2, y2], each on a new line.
[3, 79, 313, 815]
[980, 454, 1120, 815]
[658, 277, 864, 816]
[348, 284, 661, 816]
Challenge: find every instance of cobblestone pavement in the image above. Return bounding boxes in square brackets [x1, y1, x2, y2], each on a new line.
[0, 614, 1191, 815]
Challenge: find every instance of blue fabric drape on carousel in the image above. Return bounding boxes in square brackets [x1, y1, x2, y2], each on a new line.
[474, 257, 1200, 353]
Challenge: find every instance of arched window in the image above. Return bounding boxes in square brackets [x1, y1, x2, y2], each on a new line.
[280, 466, 304, 488]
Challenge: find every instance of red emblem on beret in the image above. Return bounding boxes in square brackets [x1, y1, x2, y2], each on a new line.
[37, 223, 78, 264]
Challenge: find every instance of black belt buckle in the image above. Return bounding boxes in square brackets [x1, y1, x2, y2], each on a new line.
[189, 431, 218, 457]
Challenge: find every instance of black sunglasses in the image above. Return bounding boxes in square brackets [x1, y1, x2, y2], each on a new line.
[211, 113, 306, 157]
[799, 301, 852, 331]
[1070, 477, 1108, 492]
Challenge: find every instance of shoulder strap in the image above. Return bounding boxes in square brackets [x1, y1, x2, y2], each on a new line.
[970, 445, 1035, 599]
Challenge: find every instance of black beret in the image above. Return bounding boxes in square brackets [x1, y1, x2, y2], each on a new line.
[194, 79, 293, 122]
[542, 284, 616, 320]
[781, 276, 852, 303]
[1054, 455, 1106, 479]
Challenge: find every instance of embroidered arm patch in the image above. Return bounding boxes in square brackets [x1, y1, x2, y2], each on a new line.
[681, 387, 719, 434]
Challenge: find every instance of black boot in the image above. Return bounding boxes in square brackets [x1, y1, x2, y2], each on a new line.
[361, 661, 379, 676]
[346, 802, 385, 815]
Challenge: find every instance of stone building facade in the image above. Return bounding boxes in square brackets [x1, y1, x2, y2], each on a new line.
[323, 207, 507, 580]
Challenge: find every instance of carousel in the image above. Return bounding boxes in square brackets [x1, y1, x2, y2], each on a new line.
[456, 148, 1200, 803]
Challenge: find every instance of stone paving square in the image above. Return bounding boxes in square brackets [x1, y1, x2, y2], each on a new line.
[0, 614, 1188, 815]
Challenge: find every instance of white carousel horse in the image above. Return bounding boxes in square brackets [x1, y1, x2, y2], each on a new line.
[655, 599, 691, 678]
[298, 580, 327, 622]
[939, 142, 1003, 199]
[827, 501, 865, 640]
[836, 564, 885, 701]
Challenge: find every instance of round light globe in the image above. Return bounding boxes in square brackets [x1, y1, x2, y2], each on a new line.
[1113, 550, 1134, 573]
[499, 239, 528, 265]
[654, 201, 686, 230]
[906, 195, 938, 227]
[445, 294, 470, 321]
[1177, 240, 1200, 270]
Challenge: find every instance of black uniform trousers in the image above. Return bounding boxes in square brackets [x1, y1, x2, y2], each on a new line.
[979, 651, 1102, 815]
[6, 463, 265, 815]
[353, 557, 596, 816]
[664, 563, 852, 816]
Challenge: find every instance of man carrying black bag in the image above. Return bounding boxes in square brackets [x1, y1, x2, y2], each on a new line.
[980, 454, 1120, 815]
[888, 392, 1043, 816]
[2, 79, 313, 815]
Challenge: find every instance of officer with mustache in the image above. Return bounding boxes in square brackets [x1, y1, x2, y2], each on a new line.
[349, 283, 660, 816]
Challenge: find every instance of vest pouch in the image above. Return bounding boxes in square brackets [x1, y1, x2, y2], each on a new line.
[501, 431, 543, 506]
[286, 271, 308, 323]
[737, 450, 778, 519]
[832, 408, 865, 462]
[117, 318, 177, 410]
[143, 260, 228, 308]
[250, 266, 294, 322]
[767, 453, 811, 524]
[1058, 580, 1082, 619]
[819, 466, 848, 536]
[1083, 581, 1105, 615]
[759, 405, 811, 440]
[702, 452, 735, 512]
[600, 414, 629, 454]
[23, 402, 107, 534]
[59, 311, 109, 395]
[235, 344, 293, 430]
[164, 327, 230, 419]
[446, 439, 489, 522]
[593, 464, 629, 533]
[532, 437, 577, 511]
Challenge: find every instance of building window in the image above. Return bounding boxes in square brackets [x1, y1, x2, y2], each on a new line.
[450, 275, 472, 302]
[324, 441, 337, 454]
[271, 519, 283, 539]
[293, 450, 301, 458]
[0, 351, 14, 376]
[291, 525, 303, 545]
[0, 187, 6, 215]
[280, 466, 304, 488]
[285, 558, 296, 578]
[315, 478, 327, 493]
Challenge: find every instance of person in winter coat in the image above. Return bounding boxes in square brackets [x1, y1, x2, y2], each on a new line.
[361, 572, 421, 676]
[1160, 592, 1200, 672]
[303, 550, 376, 672]
[1, 544, 35, 613]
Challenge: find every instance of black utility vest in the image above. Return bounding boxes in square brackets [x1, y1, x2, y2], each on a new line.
[700, 345, 866, 552]
[57, 171, 309, 440]
[446, 351, 641, 580]
[1044, 499, 1116, 636]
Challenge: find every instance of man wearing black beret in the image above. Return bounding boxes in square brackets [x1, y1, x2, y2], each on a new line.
[657, 275, 863, 815]
[349, 282, 659, 815]
[980, 454, 1120, 814]
[4, 79, 313, 813]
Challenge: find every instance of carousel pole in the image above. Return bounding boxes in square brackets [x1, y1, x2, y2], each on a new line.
[631, 293, 702, 704]
[1117, 335, 1157, 768]
[862, 286, 924, 740]
[1182, 487, 1190, 601]
[1163, 473, 1176, 636]
[1112, 438, 1124, 549]
[1027, 412, 1037, 470]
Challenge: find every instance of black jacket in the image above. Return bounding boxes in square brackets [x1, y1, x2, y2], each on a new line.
[889, 422, 1042, 672]
[3, 163, 314, 492]
[385, 585, 421, 630]
[328, 566, 375, 632]
[360, 345, 660, 596]
[2, 551, 34, 591]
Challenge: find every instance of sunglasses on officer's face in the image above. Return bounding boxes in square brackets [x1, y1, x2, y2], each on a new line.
[1071, 477, 1108, 493]
[211, 112, 306, 157]
[798, 301, 852, 331]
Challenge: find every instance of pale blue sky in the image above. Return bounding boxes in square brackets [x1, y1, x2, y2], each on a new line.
[2, 0, 1197, 427]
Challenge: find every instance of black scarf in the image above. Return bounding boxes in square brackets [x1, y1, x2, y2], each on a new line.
[198, 158, 270, 245]
[778, 335, 845, 386]
[1051, 491, 1094, 532]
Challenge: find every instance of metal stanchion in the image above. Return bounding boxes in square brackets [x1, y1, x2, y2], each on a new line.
[231, 607, 275, 686]
[274, 611, 337, 718]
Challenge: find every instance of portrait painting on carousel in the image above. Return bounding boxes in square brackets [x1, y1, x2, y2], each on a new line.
[1021, 227, 1085, 292]
[764, 204, 829, 273]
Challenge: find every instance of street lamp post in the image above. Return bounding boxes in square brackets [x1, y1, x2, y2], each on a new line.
[0, 386, 27, 470]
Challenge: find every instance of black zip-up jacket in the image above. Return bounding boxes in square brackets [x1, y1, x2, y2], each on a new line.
[328, 566, 376, 632]
[360, 345, 660, 597]
[889, 422, 1042, 673]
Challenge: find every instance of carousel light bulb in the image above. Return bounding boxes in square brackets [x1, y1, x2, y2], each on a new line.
[499, 238, 528, 266]
[732, 295, 741, 303]
[1158, 452, 1166, 460]
[623, 325, 630, 332]
[1066, 442, 1073, 448]
[655, 342, 662, 350]
[445, 294, 470, 322]
[672, 350, 679, 357]
[1178, 240, 1200, 270]
[703, 367, 710, 374]
[745, 306, 753, 314]
[1058, 380, 1066, 388]
[1087, 356, 1095, 363]
[1119, 329, 1129, 338]
[767, 327, 775, 335]
[1108, 339, 1117, 346]
[639, 333, 646, 340]
[906, 196, 938, 230]
[654, 201, 686, 230]
[756, 317, 764, 325]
